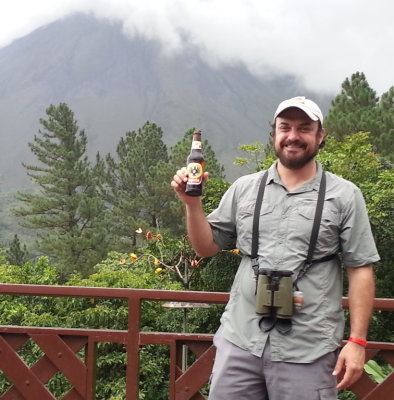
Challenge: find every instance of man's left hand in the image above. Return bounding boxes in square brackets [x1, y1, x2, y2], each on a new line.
[333, 342, 366, 389]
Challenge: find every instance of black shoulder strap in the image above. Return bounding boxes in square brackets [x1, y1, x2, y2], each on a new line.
[251, 171, 269, 261]
[293, 171, 336, 289]
[251, 170, 329, 280]
[306, 170, 326, 264]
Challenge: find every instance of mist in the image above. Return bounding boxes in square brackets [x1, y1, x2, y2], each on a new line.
[1, 0, 393, 94]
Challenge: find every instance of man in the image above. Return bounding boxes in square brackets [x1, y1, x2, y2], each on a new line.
[171, 96, 379, 400]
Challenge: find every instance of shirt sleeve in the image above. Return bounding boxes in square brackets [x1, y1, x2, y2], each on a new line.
[340, 186, 380, 267]
[206, 182, 238, 250]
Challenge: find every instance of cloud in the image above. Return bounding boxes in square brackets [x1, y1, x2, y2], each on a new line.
[1, 0, 393, 95]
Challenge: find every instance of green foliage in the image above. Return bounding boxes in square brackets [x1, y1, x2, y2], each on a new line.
[234, 140, 275, 172]
[202, 178, 231, 215]
[0, 253, 184, 399]
[0, 190, 36, 249]
[0, 248, 8, 265]
[318, 132, 394, 342]
[325, 72, 379, 141]
[103, 123, 227, 247]
[68, 253, 184, 399]
[131, 231, 203, 290]
[364, 359, 394, 383]
[322, 76, 394, 343]
[234, 142, 267, 171]
[317, 132, 380, 188]
[104, 121, 178, 248]
[318, 133, 394, 265]
[325, 72, 394, 162]
[6, 234, 29, 266]
[198, 251, 241, 293]
[14, 103, 109, 277]
[338, 390, 357, 400]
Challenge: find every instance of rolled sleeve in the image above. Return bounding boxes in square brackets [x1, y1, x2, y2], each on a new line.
[207, 183, 238, 250]
[340, 186, 380, 267]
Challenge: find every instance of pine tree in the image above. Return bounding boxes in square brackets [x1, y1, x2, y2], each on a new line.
[104, 122, 176, 248]
[324, 72, 394, 161]
[14, 103, 109, 277]
[325, 72, 379, 140]
[375, 87, 394, 162]
[6, 234, 28, 266]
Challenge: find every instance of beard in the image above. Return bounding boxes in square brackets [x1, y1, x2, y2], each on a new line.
[274, 140, 319, 170]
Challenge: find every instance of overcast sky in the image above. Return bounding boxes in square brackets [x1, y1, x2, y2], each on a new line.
[0, 0, 393, 95]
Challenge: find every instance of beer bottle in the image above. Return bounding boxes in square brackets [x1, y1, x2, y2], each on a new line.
[185, 129, 205, 196]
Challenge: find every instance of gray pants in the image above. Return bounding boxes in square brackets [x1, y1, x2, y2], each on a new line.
[209, 333, 338, 400]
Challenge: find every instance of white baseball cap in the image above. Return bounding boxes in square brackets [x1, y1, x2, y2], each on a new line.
[273, 96, 323, 124]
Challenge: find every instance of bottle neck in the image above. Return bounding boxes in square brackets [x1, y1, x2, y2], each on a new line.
[191, 131, 202, 149]
[192, 132, 201, 142]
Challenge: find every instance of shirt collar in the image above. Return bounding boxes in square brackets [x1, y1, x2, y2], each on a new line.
[266, 160, 323, 192]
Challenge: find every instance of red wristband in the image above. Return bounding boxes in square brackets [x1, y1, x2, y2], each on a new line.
[348, 337, 368, 347]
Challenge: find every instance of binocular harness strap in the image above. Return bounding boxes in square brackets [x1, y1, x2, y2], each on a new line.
[251, 171, 269, 280]
[251, 169, 336, 332]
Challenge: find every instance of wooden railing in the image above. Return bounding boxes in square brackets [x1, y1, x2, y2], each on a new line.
[0, 284, 392, 399]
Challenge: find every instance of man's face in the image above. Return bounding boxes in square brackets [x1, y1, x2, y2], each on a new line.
[273, 108, 325, 170]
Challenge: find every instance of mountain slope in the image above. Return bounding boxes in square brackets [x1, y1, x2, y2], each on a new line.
[0, 14, 331, 189]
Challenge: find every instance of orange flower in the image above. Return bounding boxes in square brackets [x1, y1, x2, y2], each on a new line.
[130, 253, 138, 262]
[119, 259, 126, 264]
[232, 249, 240, 255]
[154, 267, 163, 274]
[146, 231, 153, 240]
[154, 234, 162, 240]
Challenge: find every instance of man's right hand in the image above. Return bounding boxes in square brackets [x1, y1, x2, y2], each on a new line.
[170, 168, 218, 257]
[171, 167, 209, 203]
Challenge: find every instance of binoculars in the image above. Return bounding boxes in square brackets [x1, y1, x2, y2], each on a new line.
[255, 268, 294, 319]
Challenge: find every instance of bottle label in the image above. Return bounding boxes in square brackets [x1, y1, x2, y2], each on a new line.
[187, 162, 203, 184]
[191, 141, 202, 150]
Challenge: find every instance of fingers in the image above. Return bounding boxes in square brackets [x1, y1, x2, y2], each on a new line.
[333, 344, 365, 390]
[335, 363, 363, 390]
[171, 169, 209, 190]
[171, 168, 188, 192]
[333, 355, 345, 388]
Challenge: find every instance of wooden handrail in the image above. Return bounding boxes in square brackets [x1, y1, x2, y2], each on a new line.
[0, 284, 392, 399]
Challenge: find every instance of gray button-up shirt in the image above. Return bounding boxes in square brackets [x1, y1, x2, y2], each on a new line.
[207, 162, 380, 362]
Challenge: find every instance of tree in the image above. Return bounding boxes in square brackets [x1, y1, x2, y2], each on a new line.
[318, 132, 394, 343]
[325, 72, 379, 141]
[0, 253, 183, 399]
[234, 140, 275, 172]
[324, 72, 394, 161]
[375, 87, 394, 162]
[6, 234, 28, 266]
[104, 122, 176, 249]
[14, 103, 109, 277]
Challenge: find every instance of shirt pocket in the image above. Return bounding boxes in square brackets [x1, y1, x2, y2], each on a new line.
[236, 202, 275, 251]
[294, 203, 340, 254]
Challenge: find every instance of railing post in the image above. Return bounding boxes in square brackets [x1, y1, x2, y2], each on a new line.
[125, 296, 141, 399]
[85, 337, 97, 399]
